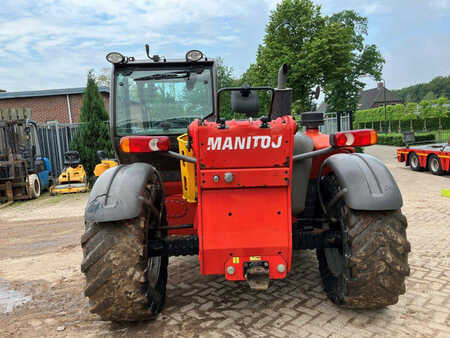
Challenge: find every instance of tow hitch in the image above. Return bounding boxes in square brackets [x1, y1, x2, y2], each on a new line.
[244, 262, 270, 290]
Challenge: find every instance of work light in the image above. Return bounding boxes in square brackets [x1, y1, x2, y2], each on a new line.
[106, 52, 125, 64]
[186, 50, 203, 62]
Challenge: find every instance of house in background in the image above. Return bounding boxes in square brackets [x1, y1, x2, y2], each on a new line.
[0, 87, 109, 123]
[317, 82, 403, 113]
[358, 82, 402, 110]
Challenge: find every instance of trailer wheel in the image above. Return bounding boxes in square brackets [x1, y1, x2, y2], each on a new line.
[28, 174, 41, 199]
[317, 175, 410, 309]
[409, 152, 421, 171]
[428, 155, 443, 176]
[81, 175, 168, 321]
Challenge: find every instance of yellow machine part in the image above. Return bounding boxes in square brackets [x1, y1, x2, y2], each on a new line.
[177, 134, 197, 203]
[50, 164, 89, 194]
[58, 165, 86, 184]
[94, 159, 118, 177]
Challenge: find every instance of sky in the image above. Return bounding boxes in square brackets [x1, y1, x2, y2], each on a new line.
[0, 0, 449, 92]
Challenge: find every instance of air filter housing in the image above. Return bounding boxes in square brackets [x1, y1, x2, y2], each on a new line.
[300, 112, 324, 128]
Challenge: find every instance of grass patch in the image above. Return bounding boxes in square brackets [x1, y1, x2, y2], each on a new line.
[0, 191, 87, 210]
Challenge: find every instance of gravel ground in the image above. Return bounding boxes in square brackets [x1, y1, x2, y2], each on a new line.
[0, 145, 449, 337]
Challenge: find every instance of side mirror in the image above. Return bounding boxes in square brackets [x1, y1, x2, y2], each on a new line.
[97, 150, 106, 161]
[231, 85, 259, 116]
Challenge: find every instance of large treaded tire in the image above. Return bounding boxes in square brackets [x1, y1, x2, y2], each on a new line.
[28, 174, 41, 199]
[81, 217, 168, 321]
[317, 176, 410, 309]
[428, 154, 444, 176]
[409, 152, 422, 171]
[81, 170, 168, 322]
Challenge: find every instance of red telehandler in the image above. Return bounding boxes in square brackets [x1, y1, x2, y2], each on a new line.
[81, 47, 410, 321]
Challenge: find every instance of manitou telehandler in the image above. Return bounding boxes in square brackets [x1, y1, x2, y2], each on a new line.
[81, 47, 410, 322]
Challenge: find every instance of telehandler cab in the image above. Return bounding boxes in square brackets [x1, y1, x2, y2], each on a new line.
[81, 47, 410, 321]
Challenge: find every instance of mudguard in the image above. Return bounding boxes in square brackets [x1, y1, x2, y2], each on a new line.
[325, 153, 403, 211]
[291, 132, 314, 215]
[85, 163, 155, 223]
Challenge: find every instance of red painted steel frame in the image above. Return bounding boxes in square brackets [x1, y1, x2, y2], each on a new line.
[189, 116, 297, 279]
[164, 181, 196, 235]
[397, 147, 450, 171]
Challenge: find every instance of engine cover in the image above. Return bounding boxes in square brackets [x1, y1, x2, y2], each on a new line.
[188, 116, 296, 279]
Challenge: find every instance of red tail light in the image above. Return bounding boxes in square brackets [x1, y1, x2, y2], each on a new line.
[120, 136, 170, 153]
[331, 129, 377, 147]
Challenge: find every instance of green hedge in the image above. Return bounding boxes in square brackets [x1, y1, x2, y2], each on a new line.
[355, 117, 450, 132]
[354, 99, 450, 124]
[377, 133, 436, 146]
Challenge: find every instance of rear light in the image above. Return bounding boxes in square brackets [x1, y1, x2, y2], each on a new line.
[331, 129, 377, 147]
[120, 136, 170, 153]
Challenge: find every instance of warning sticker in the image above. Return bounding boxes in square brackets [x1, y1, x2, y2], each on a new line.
[249, 256, 262, 261]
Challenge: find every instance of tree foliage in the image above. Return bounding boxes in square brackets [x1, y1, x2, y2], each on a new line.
[242, 0, 384, 113]
[216, 57, 239, 119]
[393, 75, 450, 103]
[71, 71, 113, 178]
[96, 67, 111, 88]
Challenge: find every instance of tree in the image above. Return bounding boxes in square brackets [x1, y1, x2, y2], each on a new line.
[96, 67, 111, 88]
[216, 57, 238, 119]
[405, 102, 418, 131]
[423, 91, 436, 101]
[434, 97, 449, 129]
[394, 75, 450, 102]
[71, 71, 113, 180]
[320, 11, 384, 112]
[242, 0, 384, 113]
[243, 0, 325, 112]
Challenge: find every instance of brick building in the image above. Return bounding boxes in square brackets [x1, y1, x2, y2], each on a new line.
[0, 87, 109, 123]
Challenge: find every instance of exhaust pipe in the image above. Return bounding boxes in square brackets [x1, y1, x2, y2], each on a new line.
[271, 64, 292, 119]
[277, 64, 288, 90]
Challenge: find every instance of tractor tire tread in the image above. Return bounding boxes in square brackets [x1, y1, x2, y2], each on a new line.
[318, 209, 410, 309]
[81, 218, 166, 322]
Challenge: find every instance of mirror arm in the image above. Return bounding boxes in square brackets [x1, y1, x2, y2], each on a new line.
[215, 87, 275, 123]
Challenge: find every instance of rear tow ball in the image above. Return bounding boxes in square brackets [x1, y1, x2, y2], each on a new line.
[244, 262, 270, 290]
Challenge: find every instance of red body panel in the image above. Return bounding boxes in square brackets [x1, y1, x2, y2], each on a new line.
[397, 147, 450, 171]
[163, 181, 196, 235]
[189, 116, 297, 279]
[193, 119, 292, 169]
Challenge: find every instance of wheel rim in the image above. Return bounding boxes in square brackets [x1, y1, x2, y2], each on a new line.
[430, 158, 439, 172]
[411, 155, 418, 168]
[145, 174, 164, 290]
[34, 180, 39, 193]
[324, 248, 345, 277]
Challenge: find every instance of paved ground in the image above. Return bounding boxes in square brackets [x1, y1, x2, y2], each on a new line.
[0, 145, 449, 337]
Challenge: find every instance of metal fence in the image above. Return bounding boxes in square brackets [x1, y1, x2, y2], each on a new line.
[320, 112, 353, 134]
[36, 122, 79, 176]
